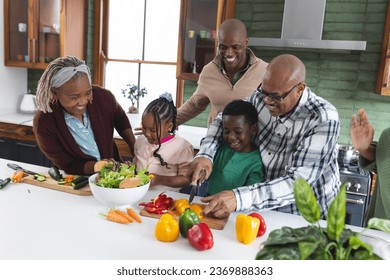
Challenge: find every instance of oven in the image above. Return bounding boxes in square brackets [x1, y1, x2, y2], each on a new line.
[338, 145, 372, 227]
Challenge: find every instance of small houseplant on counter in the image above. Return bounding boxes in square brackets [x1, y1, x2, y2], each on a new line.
[121, 83, 148, 113]
[256, 178, 390, 260]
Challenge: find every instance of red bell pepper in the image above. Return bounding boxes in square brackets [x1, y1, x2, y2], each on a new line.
[248, 212, 267, 237]
[153, 192, 167, 205]
[139, 192, 174, 214]
[187, 222, 214, 251]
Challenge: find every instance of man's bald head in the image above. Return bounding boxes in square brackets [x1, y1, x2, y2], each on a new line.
[265, 54, 306, 85]
[218, 19, 247, 41]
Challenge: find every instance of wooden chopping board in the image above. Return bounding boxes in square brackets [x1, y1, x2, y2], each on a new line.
[22, 173, 92, 196]
[140, 203, 229, 230]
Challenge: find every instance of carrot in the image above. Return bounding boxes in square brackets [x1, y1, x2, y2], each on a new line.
[100, 209, 130, 224]
[126, 207, 142, 223]
[11, 170, 24, 183]
[114, 209, 134, 223]
[64, 175, 75, 186]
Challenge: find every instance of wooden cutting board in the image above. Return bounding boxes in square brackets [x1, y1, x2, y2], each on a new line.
[22, 173, 92, 196]
[140, 203, 229, 230]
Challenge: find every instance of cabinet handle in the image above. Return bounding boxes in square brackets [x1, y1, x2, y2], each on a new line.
[28, 39, 31, 60]
[32, 39, 36, 63]
[346, 198, 364, 204]
[15, 142, 37, 148]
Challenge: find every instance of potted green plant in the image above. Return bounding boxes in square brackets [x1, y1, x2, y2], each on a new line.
[255, 178, 390, 260]
[121, 84, 148, 113]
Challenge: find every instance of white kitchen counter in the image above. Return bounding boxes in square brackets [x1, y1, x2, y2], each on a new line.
[1, 158, 389, 260]
[0, 112, 35, 126]
[0, 112, 207, 149]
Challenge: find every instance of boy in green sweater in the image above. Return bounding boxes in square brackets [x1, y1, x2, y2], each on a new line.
[205, 99, 264, 195]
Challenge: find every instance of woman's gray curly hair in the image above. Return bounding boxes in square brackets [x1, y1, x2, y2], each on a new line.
[35, 56, 91, 113]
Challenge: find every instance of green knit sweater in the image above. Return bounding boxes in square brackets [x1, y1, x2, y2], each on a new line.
[360, 127, 390, 222]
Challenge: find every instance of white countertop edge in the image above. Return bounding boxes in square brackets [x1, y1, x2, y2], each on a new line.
[0, 112, 207, 150]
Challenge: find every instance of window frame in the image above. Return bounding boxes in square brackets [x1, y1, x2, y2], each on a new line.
[376, 0, 390, 95]
[92, 0, 182, 105]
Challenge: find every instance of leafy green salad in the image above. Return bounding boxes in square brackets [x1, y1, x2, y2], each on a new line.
[96, 163, 150, 189]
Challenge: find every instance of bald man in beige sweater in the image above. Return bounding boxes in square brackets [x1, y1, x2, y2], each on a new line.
[177, 19, 268, 126]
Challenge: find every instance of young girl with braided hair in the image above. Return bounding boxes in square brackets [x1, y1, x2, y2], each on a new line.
[133, 93, 194, 191]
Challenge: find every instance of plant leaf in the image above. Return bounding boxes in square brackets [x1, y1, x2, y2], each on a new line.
[367, 217, 390, 233]
[299, 240, 321, 260]
[349, 235, 372, 252]
[326, 184, 346, 241]
[293, 178, 321, 223]
[263, 226, 321, 246]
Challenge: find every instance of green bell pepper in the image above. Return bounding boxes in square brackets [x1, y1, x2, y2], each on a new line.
[179, 208, 200, 237]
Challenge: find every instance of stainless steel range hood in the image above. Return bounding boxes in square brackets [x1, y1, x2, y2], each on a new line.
[248, 0, 366, 51]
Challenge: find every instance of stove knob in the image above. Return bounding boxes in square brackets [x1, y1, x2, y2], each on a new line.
[354, 183, 361, 192]
[345, 182, 352, 191]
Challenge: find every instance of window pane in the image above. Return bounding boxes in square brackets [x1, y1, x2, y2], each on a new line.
[108, 0, 145, 59]
[104, 61, 139, 109]
[104, 62, 177, 115]
[139, 64, 177, 113]
[144, 0, 180, 62]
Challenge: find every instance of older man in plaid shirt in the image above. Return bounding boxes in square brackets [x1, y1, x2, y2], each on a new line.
[190, 54, 341, 219]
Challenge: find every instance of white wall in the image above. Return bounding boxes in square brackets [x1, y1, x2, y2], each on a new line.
[0, 0, 28, 114]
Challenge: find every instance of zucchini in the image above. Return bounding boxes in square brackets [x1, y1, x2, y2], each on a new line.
[48, 166, 63, 180]
[72, 176, 89, 190]
[33, 174, 46, 182]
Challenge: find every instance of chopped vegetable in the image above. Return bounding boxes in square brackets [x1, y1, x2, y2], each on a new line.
[139, 192, 174, 214]
[187, 222, 214, 251]
[189, 204, 203, 219]
[96, 164, 150, 189]
[155, 213, 179, 242]
[33, 174, 46, 182]
[10, 170, 24, 183]
[57, 175, 75, 186]
[236, 213, 260, 245]
[174, 198, 190, 214]
[100, 209, 130, 224]
[126, 208, 142, 223]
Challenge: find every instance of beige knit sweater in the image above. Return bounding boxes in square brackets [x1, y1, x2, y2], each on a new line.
[177, 49, 268, 126]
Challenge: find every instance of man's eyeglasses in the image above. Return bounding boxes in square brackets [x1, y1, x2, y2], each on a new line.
[257, 82, 303, 102]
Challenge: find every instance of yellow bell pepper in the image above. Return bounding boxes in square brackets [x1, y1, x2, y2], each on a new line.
[236, 213, 260, 245]
[174, 198, 190, 214]
[155, 213, 179, 242]
[189, 203, 203, 219]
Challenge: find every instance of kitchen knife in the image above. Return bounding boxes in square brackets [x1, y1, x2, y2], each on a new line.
[188, 184, 198, 204]
[7, 163, 40, 176]
[188, 169, 206, 204]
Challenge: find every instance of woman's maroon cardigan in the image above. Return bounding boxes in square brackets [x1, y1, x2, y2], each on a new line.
[33, 85, 132, 175]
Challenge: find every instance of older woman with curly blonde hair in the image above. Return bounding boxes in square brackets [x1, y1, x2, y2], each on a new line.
[33, 56, 135, 175]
